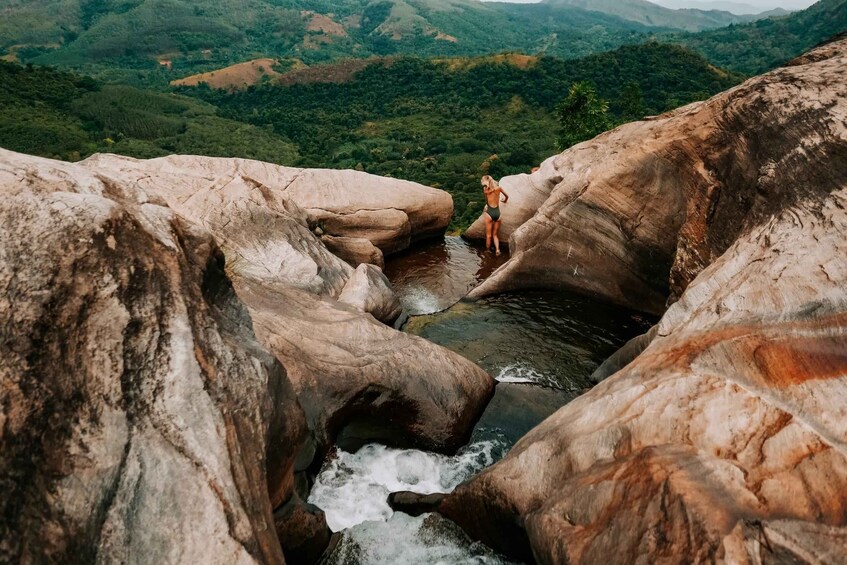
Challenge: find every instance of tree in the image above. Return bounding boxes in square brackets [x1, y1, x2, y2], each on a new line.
[619, 81, 646, 123]
[555, 82, 611, 150]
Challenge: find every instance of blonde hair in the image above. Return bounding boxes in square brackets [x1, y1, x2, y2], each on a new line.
[481, 175, 496, 190]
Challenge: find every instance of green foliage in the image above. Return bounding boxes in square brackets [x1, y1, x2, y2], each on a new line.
[618, 81, 647, 122]
[0, 61, 299, 163]
[1, 0, 841, 85]
[675, 0, 847, 74]
[185, 43, 740, 229]
[556, 82, 612, 151]
[0, 0, 668, 85]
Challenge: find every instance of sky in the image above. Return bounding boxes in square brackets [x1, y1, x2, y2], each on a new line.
[481, 0, 819, 11]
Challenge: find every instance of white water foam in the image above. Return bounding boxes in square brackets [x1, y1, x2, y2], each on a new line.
[494, 363, 550, 386]
[398, 285, 448, 316]
[308, 441, 501, 532]
[327, 512, 516, 565]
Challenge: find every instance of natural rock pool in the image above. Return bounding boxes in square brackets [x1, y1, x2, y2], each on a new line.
[309, 237, 653, 564]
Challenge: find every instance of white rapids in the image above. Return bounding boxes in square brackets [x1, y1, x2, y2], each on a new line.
[308, 440, 517, 564]
[308, 441, 501, 531]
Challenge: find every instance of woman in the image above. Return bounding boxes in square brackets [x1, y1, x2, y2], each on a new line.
[481, 175, 509, 256]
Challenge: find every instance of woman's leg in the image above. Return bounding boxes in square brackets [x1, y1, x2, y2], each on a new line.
[493, 219, 502, 255]
[485, 212, 493, 251]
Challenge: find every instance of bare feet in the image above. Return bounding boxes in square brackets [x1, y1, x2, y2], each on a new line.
[495, 250, 501, 256]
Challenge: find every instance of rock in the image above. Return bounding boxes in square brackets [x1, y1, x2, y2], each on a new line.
[81, 152, 355, 298]
[589, 325, 658, 384]
[76, 153, 494, 459]
[82, 153, 451, 265]
[440, 40, 847, 564]
[338, 264, 404, 326]
[286, 167, 453, 255]
[321, 234, 385, 269]
[238, 279, 494, 455]
[0, 149, 492, 563]
[387, 492, 446, 517]
[468, 38, 847, 317]
[0, 151, 307, 563]
[274, 497, 333, 565]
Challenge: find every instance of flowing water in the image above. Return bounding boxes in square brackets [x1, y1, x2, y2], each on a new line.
[310, 237, 653, 564]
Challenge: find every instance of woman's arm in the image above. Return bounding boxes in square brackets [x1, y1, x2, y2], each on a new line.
[500, 188, 510, 203]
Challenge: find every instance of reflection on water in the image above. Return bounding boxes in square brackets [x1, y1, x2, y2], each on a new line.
[383, 237, 507, 315]
[405, 292, 653, 394]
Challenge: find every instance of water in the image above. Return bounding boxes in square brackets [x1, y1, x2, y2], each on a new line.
[325, 513, 517, 565]
[310, 237, 654, 564]
[405, 292, 652, 393]
[382, 237, 507, 315]
[308, 440, 505, 532]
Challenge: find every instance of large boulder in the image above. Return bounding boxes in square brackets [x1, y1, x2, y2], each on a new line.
[79, 154, 452, 267]
[286, 167, 453, 256]
[338, 264, 404, 326]
[440, 40, 847, 564]
[0, 151, 306, 563]
[468, 39, 847, 316]
[78, 153, 494, 458]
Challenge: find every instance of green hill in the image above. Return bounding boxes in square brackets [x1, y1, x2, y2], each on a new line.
[185, 42, 742, 229]
[0, 0, 678, 85]
[676, 0, 847, 73]
[0, 61, 298, 163]
[540, 0, 767, 31]
[2, 0, 837, 85]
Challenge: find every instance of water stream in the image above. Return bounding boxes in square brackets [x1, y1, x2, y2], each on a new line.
[310, 237, 653, 564]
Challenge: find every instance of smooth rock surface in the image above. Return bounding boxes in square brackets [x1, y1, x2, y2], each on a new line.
[321, 234, 385, 269]
[75, 153, 494, 458]
[82, 154, 452, 266]
[338, 264, 404, 326]
[0, 151, 305, 563]
[441, 40, 847, 564]
[468, 39, 847, 316]
[0, 149, 493, 563]
[287, 167, 453, 255]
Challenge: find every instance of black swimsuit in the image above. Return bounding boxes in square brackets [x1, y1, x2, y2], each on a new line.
[486, 205, 501, 221]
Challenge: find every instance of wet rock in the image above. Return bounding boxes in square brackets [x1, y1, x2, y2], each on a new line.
[441, 40, 847, 564]
[338, 264, 404, 326]
[468, 39, 847, 317]
[0, 151, 305, 563]
[274, 497, 333, 565]
[241, 279, 494, 455]
[387, 492, 446, 517]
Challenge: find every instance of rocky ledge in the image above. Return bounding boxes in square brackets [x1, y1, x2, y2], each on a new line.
[439, 38, 847, 564]
[467, 38, 847, 317]
[0, 151, 493, 563]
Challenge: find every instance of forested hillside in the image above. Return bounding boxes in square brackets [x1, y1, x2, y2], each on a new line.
[0, 62, 298, 163]
[186, 43, 742, 228]
[0, 0, 774, 86]
[675, 0, 847, 72]
[2, 0, 838, 86]
[541, 0, 763, 31]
